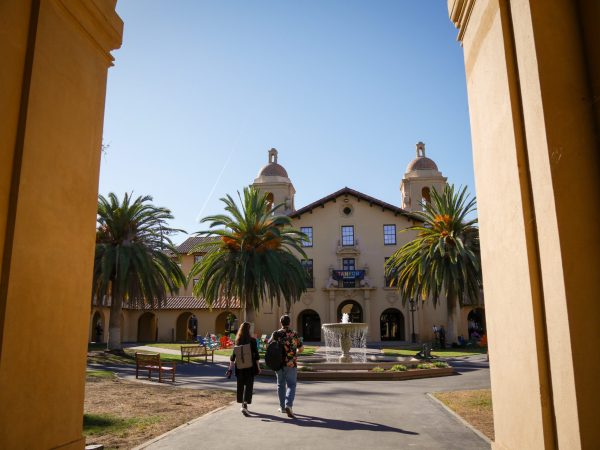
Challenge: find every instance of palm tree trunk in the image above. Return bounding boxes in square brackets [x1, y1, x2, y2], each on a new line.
[445, 293, 459, 345]
[107, 293, 123, 351]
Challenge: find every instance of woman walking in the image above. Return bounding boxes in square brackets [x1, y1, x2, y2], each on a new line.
[228, 322, 260, 416]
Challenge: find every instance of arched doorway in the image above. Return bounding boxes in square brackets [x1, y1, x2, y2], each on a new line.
[298, 309, 321, 342]
[380, 308, 405, 341]
[176, 312, 197, 341]
[467, 308, 486, 339]
[215, 312, 237, 335]
[337, 300, 363, 323]
[91, 310, 104, 343]
[137, 312, 157, 342]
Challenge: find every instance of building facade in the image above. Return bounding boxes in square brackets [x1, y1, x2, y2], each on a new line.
[90, 144, 484, 344]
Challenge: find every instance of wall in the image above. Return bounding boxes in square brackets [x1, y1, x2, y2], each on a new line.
[0, 1, 122, 448]
[448, 0, 599, 448]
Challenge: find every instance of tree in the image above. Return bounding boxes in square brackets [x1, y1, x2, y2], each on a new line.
[189, 187, 308, 322]
[93, 193, 186, 350]
[385, 184, 481, 344]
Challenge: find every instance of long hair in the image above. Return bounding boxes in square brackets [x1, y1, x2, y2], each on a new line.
[235, 322, 251, 345]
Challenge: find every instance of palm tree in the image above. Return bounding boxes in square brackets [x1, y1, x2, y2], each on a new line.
[189, 187, 308, 322]
[385, 184, 481, 344]
[93, 193, 186, 350]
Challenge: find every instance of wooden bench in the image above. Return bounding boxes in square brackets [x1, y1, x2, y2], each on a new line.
[180, 344, 214, 363]
[135, 352, 176, 382]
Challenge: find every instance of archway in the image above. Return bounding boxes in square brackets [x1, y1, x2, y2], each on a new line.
[337, 300, 363, 323]
[380, 308, 405, 341]
[215, 312, 238, 335]
[421, 186, 431, 205]
[91, 310, 105, 343]
[467, 308, 486, 339]
[176, 312, 197, 341]
[137, 312, 157, 342]
[298, 309, 321, 342]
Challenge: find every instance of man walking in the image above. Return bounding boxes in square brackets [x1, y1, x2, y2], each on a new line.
[270, 314, 303, 418]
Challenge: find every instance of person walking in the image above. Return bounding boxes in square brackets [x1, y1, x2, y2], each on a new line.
[228, 322, 260, 416]
[269, 314, 304, 418]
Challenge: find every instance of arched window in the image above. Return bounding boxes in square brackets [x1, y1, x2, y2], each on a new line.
[266, 192, 274, 210]
[421, 186, 431, 206]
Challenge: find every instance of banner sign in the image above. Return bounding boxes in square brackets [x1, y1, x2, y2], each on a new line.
[332, 270, 365, 281]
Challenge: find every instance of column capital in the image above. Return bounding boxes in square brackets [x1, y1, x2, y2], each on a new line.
[447, 0, 475, 43]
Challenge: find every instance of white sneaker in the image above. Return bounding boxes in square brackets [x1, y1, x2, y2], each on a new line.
[241, 403, 249, 416]
[285, 406, 295, 418]
[278, 407, 284, 413]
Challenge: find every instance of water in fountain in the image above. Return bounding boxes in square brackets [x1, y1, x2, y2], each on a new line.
[322, 313, 368, 363]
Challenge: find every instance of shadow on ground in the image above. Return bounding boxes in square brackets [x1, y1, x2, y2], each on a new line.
[245, 411, 419, 435]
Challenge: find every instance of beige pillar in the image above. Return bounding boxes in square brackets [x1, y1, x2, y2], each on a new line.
[448, 1, 599, 449]
[0, 1, 122, 448]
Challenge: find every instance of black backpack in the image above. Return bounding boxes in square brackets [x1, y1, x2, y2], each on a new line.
[265, 331, 286, 371]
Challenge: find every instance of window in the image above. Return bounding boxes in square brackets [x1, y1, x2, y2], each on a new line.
[383, 224, 396, 245]
[341, 226, 354, 246]
[342, 258, 355, 270]
[194, 254, 203, 264]
[300, 227, 313, 247]
[301, 259, 314, 288]
[342, 258, 355, 288]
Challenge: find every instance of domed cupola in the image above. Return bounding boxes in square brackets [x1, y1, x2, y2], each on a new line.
[257, 149, 289, 178]
[406, 142, 439, 172]
[400, 142, 447, 212]
[252, 148, 296, 214]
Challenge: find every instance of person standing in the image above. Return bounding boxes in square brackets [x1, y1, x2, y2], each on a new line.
[228, 322, 260, 416]
[269, 314, 304, 418]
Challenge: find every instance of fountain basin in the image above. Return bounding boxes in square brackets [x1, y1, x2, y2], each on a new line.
[322, 322, 368, 363]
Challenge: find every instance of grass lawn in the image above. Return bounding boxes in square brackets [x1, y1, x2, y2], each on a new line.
[433, 389, 494, 441]
[383, 347, 487, 358]
[84, 371, 234, 449]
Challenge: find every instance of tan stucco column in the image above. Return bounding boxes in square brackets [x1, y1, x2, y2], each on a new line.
[448, 1, 599, 449]
[0, 1, 122, 448]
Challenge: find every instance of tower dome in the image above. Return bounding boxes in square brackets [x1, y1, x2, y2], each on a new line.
[400, 141, 447, 212]
[257, 148, 289, 178]
[252, 148, 296, 214]
[406, 141, 438, 172]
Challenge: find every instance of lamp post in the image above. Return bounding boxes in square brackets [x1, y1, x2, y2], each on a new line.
[409, 299, 417, 343]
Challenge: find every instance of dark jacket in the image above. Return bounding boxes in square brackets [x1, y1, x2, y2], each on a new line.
[230, 337, 260, 376]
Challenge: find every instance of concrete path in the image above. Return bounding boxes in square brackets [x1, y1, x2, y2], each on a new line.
[93, 353, 491, 450]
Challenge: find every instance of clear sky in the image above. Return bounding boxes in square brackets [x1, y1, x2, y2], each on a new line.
[100, 1, 473, 243]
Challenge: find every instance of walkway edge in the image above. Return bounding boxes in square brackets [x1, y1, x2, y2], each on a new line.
[426, 393, 492, 445]
[132, 400, 236, 450]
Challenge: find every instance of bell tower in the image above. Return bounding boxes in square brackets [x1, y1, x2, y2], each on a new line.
[400, 142, 447, 212]
[252, 148, 296, 214]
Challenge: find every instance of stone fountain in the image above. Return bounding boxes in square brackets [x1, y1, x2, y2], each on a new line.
[321, 313, 369, 363]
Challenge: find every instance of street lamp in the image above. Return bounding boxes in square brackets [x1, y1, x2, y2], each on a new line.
[409, 299, 417, 343]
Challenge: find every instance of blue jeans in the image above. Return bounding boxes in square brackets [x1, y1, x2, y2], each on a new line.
[276, 366, 297, 409]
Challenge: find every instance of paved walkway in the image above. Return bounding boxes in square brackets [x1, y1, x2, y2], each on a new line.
[91, 351, 491, 450]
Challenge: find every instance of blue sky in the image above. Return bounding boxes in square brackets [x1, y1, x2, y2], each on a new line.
[100, 1, 473, 243]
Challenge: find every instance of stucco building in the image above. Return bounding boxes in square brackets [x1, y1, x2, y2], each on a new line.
[90, 145, 485, 345]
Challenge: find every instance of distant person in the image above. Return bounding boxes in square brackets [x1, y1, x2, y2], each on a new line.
[439, 326, 446, 349]
[228, 322, 260, 416]
[269, 314, 304, 418]
[95, 322, 103, 343]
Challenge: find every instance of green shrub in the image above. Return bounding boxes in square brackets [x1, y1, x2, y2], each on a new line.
[298, 366, 314, 372]
[417, 363, 434, 369]
[433, 361, 449, 368]
[371, 366, 385, 373]
[388, 364, 408, 372]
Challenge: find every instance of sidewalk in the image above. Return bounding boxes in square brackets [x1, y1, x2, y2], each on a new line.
[123, 357, 491, 450]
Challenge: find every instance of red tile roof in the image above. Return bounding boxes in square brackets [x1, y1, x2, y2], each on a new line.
[93, 296, 241, 310]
